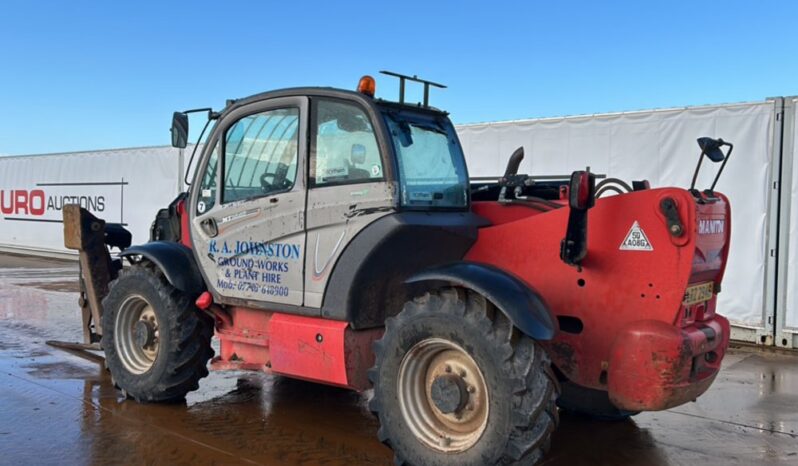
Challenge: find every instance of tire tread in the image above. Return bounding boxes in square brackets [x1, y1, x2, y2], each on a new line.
[101, 263, 214, 402]
[369, 287, 559, 466]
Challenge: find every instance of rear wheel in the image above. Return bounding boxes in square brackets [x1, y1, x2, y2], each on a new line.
[370, 288, 559, 466]
[101, 263, 214, 402]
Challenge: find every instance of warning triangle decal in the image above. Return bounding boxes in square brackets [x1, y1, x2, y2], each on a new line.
[619, 221, 654, 251]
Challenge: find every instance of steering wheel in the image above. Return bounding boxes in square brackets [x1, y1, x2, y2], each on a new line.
[260, 172, 276, 192]
[260, 163, 292, 193]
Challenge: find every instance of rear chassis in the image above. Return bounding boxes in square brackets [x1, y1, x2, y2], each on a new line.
[467, 187, 732, 412]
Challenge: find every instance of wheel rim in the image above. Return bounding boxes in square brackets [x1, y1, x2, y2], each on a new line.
[114, 294, 160, 374]
[397, 338, 490, 453]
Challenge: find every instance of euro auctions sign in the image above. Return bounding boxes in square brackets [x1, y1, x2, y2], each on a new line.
[0, 147, 183, 254]
[0, 183, 120, 223]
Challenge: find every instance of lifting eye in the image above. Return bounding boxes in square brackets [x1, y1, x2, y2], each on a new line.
[557, 316, 583, 334]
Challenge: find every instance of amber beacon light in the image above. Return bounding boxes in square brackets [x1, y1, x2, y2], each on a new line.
[357, 75, 376, 97]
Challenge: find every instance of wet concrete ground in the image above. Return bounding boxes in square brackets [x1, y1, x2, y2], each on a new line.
[0, 253, 797, 465]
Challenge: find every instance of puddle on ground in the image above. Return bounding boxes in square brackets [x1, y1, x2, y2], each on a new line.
[1, 254, 797, 465]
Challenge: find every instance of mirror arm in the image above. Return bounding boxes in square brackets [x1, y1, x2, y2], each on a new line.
[183, 118, 214, 186]
[560, 207, 589, 267]
[709, 143, 733, 192]
[182, 107, 215, 116]
[690, 149, 707, 192]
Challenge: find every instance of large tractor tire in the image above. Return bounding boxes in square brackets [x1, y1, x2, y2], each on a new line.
[556, 381, 639, 421]
[369, 288, 559, 466]
[101, 263, 214, 402]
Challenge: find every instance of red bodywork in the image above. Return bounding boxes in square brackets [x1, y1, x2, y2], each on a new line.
[177, 199, 192, 248]
[195, 187, 731, 410]
[206, 305, 381, 391]
[467, 188, 731, 411]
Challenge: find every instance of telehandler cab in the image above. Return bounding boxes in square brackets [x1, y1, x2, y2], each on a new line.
[61, 72, 733, 465]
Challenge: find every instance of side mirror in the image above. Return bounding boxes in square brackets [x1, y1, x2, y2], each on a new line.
[171, 112, 189, 148]
[568, 170, 596, 210]
[697, 137, 725, 163]
[691, 137, 733, 193]
[350, 144, 366, 165]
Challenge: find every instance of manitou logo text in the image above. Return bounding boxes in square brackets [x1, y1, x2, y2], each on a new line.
[698, 219, 725, 235]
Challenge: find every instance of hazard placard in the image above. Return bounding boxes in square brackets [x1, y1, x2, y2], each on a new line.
[620, 221, 653, 251]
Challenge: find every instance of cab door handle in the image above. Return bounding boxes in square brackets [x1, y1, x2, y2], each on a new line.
[200, 217, 218, 237]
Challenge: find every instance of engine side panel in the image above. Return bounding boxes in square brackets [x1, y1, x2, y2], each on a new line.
[466, 188, 714, 391]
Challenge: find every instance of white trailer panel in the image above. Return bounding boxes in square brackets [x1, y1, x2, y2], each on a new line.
[457, 101, 777, 332]
[789, 98, 798, 330]
[0, 146, 182, 256]
[778, 97, 798, 348]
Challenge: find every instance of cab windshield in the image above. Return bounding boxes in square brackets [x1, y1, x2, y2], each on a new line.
[383, 110, 469, 209]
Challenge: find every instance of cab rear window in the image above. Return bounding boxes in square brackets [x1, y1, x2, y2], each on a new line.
[383, 111, 469, 209]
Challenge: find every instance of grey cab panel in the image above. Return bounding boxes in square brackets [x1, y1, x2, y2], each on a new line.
[304, 98, 397, 308]
[186, 88, 472, 319]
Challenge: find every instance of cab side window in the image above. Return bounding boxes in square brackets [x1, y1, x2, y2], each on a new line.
[311, 100, 382, 187]
[196, 142, 218, 215]
[223, 108, 299, 203]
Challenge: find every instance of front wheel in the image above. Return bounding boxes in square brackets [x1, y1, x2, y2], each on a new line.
[369, 288, 559, 466]
[101, 263, 214, 402]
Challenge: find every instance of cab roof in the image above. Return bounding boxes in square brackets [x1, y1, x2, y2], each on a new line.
[221, 86, 448, 119]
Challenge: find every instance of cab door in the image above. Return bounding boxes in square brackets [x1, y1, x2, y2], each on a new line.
[190, 97, 308, 307]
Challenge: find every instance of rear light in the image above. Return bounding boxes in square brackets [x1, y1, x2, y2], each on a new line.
[568, 171, 596, 210]
[679, 298, 717, 327]
[679, 304, 696, 327]
[695, 299, 716, 321]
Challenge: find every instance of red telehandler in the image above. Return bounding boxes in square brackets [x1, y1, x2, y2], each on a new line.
[59, 73, 732, 465]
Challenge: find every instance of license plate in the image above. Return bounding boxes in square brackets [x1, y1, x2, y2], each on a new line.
[683, 282, 714, 306]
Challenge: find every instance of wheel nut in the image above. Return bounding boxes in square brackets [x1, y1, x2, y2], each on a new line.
[459, 369, 467, 378]
[467, 385, 475, 393]
[439, 436, 451, 447]
[444, 365, 452, 373]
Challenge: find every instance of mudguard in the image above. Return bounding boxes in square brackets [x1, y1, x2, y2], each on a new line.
[406, 262, 556, 340]
[120, 241, 205, 297]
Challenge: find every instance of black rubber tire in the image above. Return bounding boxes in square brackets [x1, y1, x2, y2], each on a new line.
[101, 263, 214, 402]
[556, 380, 639, 421]
[369, 288, 559, 466]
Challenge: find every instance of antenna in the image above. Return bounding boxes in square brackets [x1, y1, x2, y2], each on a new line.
[379, 71, 446, 107]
